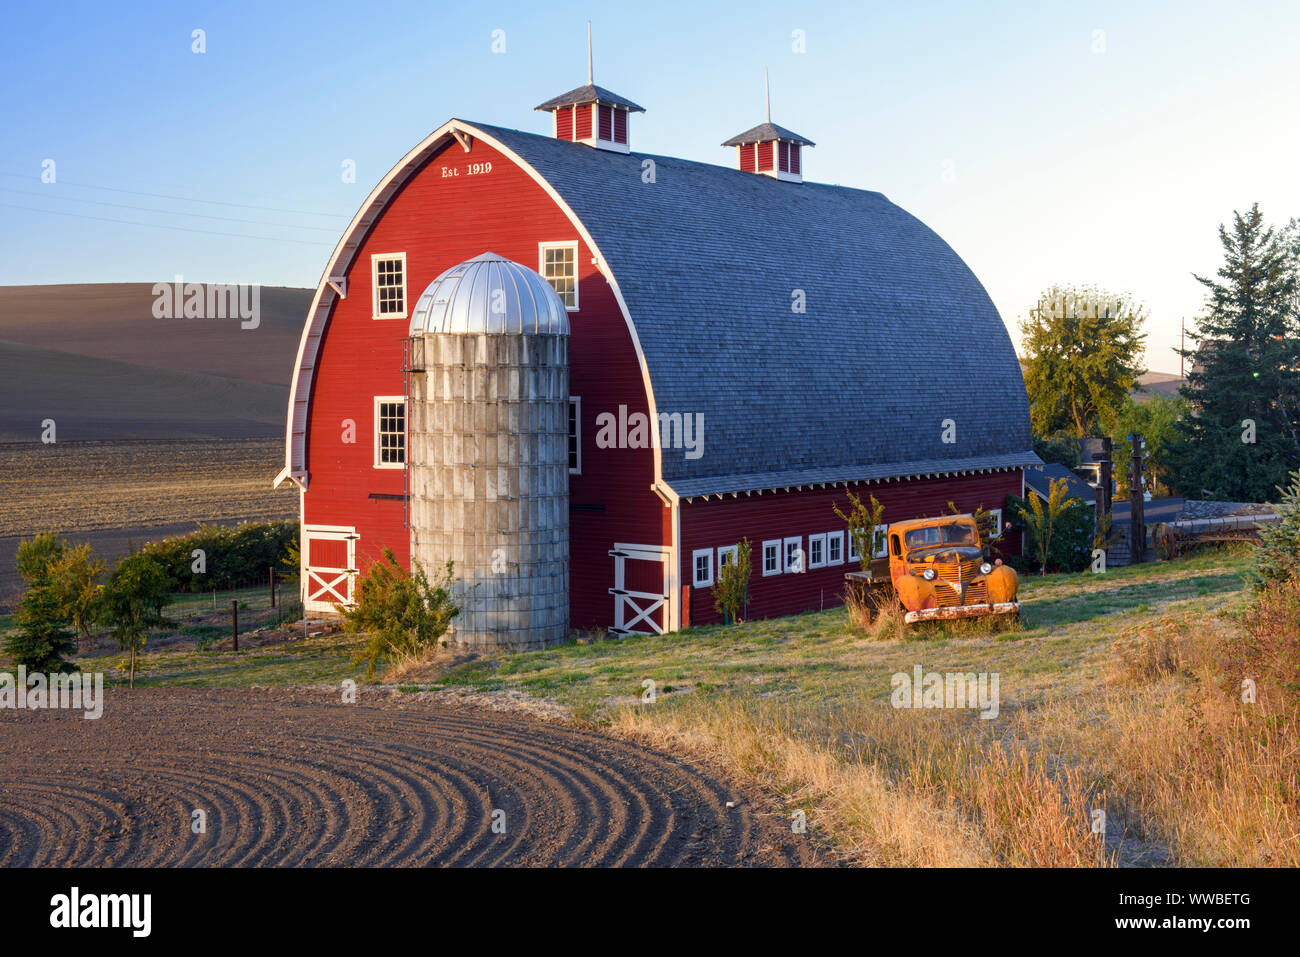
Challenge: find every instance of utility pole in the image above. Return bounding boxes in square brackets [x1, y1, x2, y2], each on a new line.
[1129, 434, 1146, 564]
[1180, 317, 1185, 380]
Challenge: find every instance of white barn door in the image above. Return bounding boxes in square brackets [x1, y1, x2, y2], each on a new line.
[608, 543, 671, 635]
[303, 525, 359, 613]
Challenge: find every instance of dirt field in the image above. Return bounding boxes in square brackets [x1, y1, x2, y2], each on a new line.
[0, 688, 814, 867]
[0, 437, 295, 606]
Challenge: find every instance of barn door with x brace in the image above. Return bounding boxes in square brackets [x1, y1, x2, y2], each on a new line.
[303, 525, 359, 612]
[608, 543, 671, 635]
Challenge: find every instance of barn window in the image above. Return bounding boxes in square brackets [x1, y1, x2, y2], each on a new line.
[762, 540, 781, 576]
[847, 528, 860, 563]
[373, 397, 406, 469]
[692, 549, 714, 588]
[987, 508, 1003, 540]
[371, 253, 407, 319]
[873, 524, 889, 558]
[568, 397, 581, 474]
[539, 242, 578, 310]
[827, 531, 844, 566]
[784, 537, 804, 574]
[717, 544, 739, 569]
[808, 533, 827, 569]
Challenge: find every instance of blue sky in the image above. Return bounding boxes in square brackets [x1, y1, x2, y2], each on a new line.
[2, 0, 1298, 372]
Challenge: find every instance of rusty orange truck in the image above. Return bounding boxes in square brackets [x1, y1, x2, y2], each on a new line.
[848, 513, 1021, 624]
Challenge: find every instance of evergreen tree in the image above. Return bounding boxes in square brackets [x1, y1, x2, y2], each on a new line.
[1252, 469, 1300, 590]
[1171, 205, 1300, 501]
[5, 579, 78, 673]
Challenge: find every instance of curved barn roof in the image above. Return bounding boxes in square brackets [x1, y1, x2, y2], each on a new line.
[409, 252, 570, 336]
[470, 122, 1038, 496]
[280, 118, 1038, 496]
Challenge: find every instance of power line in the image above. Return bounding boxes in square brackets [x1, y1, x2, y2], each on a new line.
[0, 170, 348, 219]
[0, 202, 335, 246]
[0, 186, 341, 232]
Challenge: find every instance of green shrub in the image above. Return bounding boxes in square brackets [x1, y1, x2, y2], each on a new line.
[1252, 469, 1300, 592]
[712, 538, 752, 624]
[137, 520, 298, 592]
[1007, 484, 1093, 575]
[341, 549, 459, 678]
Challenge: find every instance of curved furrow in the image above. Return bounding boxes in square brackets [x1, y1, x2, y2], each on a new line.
[0, 690, 806, 867]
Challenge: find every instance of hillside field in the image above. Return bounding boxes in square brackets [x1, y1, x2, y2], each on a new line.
[45, 543, 1291, 868]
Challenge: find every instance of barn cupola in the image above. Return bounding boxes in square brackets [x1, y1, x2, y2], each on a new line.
[535, 22, 644, 154]
[722, 71, 814, 183]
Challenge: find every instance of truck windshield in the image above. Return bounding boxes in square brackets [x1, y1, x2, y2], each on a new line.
[904, 524, 976, 549]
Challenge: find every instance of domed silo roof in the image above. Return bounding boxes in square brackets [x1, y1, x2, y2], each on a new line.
[409, 252, 571, 336]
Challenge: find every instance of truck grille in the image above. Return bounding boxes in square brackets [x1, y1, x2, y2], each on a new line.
[931, 560, 987, 606]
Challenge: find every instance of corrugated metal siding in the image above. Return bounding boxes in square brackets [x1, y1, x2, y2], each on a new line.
[679, 470, 1024, 624]
[303, 136, 664, 628]
[575, 104, 592, 140]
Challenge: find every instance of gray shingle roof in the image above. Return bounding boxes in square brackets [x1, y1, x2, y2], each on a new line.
[721, 121, 815, 147]
[1023, 463, 1096, 505]
[472, 121, 1039, 495]
[534, 85, 646, 113]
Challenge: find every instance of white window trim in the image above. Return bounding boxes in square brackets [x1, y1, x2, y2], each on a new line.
[370, 252, 407, 320]
[784, 536, 804, 574]
[538, 241, 580, 312]
[873, 523, 889, 558]
[761, 539, 781, 577]
[373, 395, 406, 470]
[568, 396, 582, 475]
[827, 530, 845, 566]
[692, 548, 714, 588]
[847, 527, 861, 563]
[717, 544, 739, 569]
[808, 533, 827, 569]
[988, 508, 1003, 540]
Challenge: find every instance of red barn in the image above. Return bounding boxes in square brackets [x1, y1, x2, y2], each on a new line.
[276, 78, 1039, 644]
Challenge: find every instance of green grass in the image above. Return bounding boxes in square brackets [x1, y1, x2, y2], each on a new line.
[67, 546, 1255, 713]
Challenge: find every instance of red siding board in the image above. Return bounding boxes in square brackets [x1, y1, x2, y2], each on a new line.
[598, 105, 612, 141]
[556, 106, 573, 141]
[739, 144, 756, 173]
[574, 105, 592, 140]
[302, 135, 664, 630]
[757, 141, 773, 172]
[790, 144, 801, 175]
[613, 108, 627, 144]
[679, 471, 1025, 626]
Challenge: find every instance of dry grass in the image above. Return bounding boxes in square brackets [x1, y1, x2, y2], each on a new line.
[615, 694, 1108, 867]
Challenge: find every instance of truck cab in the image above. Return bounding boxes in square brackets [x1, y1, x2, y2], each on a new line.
[878, 515, 1020, 624]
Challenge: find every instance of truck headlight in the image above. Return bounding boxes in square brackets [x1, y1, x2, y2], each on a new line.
[980, 562, 993, 575]
[922, 568, 936, 581]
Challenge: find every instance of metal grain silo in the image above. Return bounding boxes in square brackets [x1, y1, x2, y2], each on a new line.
[406, 252, 570, 650]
